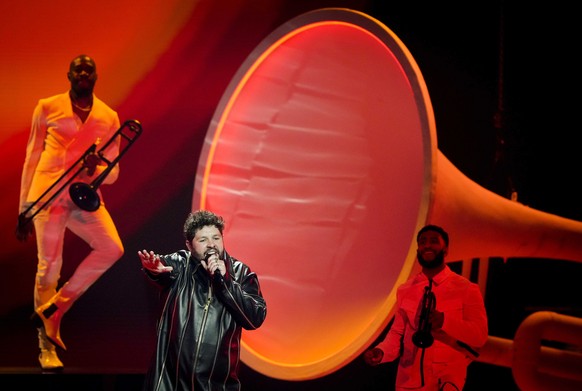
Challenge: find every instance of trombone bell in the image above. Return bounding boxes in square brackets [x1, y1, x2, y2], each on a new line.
[67, 119, 142, 212]
[69, 182, 101, 211]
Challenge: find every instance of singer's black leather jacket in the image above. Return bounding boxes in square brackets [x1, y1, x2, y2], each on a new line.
[142, 249, 267, 391]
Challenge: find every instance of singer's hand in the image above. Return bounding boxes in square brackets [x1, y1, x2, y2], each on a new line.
[138, 250, 173, 274]
[363, 348, 383, 366]
[202, 250, 225, 278]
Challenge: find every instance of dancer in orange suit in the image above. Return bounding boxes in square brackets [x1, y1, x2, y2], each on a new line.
[17, 54, 124, 370]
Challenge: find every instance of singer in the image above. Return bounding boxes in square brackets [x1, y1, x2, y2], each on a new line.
[138, 210, 267, 391]
[364, 225, 488, 391]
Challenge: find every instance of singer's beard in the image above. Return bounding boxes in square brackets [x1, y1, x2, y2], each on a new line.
[417, 249, 445, 269]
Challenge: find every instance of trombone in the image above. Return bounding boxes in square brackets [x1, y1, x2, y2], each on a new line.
[16, 119, 142, 240]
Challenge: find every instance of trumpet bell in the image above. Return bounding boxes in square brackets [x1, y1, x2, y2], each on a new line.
[69, 183, 100, 211]
[412, 331, 434, 348]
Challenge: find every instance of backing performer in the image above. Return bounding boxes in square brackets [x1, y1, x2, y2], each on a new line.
[17, 54, 124, 370]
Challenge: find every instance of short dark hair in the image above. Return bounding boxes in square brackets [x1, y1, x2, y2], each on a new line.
[183, 210, 225, 241]
[69, 54, 96, 71]
[417, 224, 449, 246]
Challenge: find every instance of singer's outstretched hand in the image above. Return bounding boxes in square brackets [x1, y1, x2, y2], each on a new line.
[138, 250, 173, 274]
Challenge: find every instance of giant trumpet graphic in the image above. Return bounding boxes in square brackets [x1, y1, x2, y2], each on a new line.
[192, 8, 582, 388]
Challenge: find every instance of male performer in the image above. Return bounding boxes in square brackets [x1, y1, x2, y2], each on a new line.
[138, 210, 267, 390]
[364, 225, 488, 390]
[18, 54, 124, 369]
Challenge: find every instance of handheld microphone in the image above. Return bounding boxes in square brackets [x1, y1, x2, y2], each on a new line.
[213, 268, 224, 284]
[204, 250, 223, 284]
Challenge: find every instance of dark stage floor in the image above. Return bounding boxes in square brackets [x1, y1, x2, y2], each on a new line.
[0, 303, 519, 391]
[4, 255, 581, 390]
